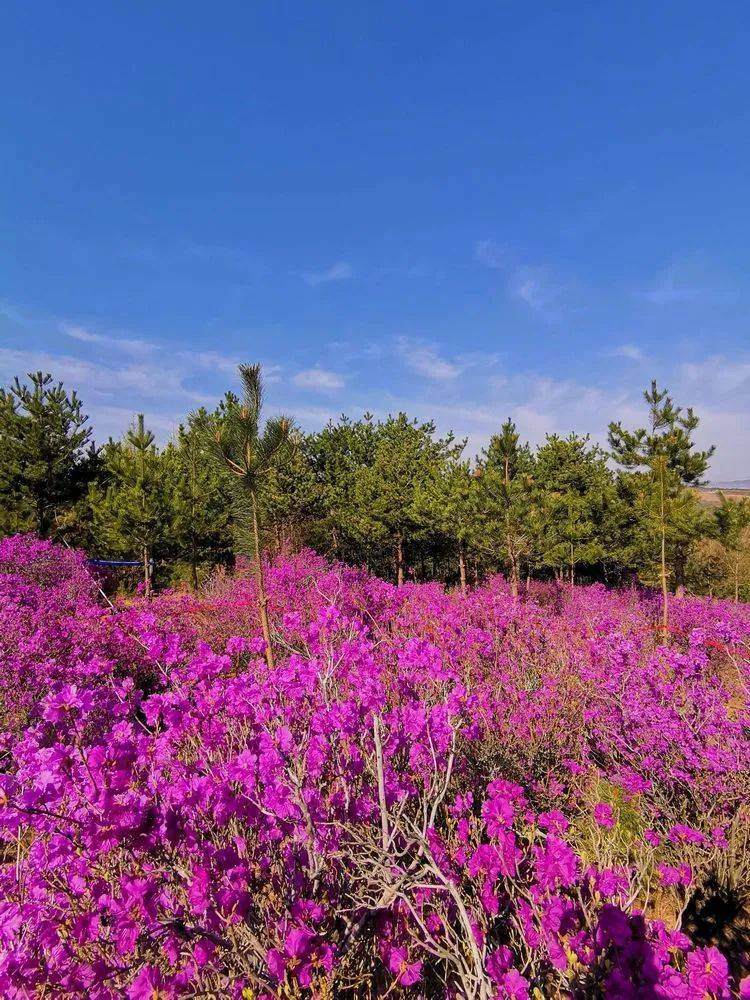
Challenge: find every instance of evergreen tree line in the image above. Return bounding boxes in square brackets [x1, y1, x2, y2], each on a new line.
[2, 368, 749, 606]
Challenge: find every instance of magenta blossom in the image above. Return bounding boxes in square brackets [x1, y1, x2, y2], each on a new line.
[0, 538, 748, 997]
[593, 802, 615, 829]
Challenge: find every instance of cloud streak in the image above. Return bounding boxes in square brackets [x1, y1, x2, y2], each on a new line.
[508, 266, 568, 319]
[60, 323, 157, 355]
[2, 299, 748, 481]
[608, 344, 648, 363]
[293, 367, 345, 391]
[0, 307, 283, 445]
[475, 241, 571, 320]
[397, 339, 461, 380]
[301, 261, 354, 287]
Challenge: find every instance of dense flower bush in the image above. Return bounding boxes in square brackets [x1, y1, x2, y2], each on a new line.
[1, 537, 749, 997]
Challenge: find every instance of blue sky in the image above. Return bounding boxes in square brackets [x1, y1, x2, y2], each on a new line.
[2, 2, 749, 479]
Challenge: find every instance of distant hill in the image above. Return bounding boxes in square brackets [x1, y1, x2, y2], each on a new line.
[709, 479, 750, 490]
[696, 482, 750, 508]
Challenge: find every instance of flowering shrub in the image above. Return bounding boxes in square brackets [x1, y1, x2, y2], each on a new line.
[0, 538, 749, 997]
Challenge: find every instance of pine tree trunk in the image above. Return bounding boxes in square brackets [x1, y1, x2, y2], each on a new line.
[674, 546, 686, 598]
[189, 450, 199, 591]
[660, 522, 669, 634]
[143, 545, 152, 600]
[38, 501, 51, 540]
[395, 532, 404, 586]
[252, 495, 275, 669]
[658, 458, 669, 635]
[190, 531, 199, 591]
[458, 540, 467, 595]
[504, 504, 519, 598]
[509, 556, 519, 598]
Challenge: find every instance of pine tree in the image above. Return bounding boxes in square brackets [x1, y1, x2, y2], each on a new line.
[164, 412, 234, 588]
[480, 419, 535, 596]
[198, 364, 294, 669]
[261, 430, 322, 555]
[534, 434, 614, 589]
[0, 371, 96, 538]
[609, 381, 714, 629]
[306, 415, 378, 563]
[89, 414, 167, 597]
[714, 494, 750, 602]
[416, 455, 479, 593]
[354, 414, 459, 585]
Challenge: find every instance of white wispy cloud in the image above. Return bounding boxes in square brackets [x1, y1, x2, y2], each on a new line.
[509, 266, 567, 319]
[397, 339, 461, 380]
[61, 324, 106, 344]
[293, 367, 345, 391]
[184, 351, 239, 375]
[475, 242, 570, 320]
[0, 347, 208, 405]
[609, 343, 648, 363]
[60, 322, 156, 355]
[0, 341, 278, 446]
[60, 321, 282, 384]
[3, 298, 748, 480]
[301, 261, 354, 287]
[0, 304, 282, 446]
[680, 354, 750, 398]
[386, 374, 624, 461]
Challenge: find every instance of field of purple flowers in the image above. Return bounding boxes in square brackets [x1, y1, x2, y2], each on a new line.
[1, 535, 750, 998]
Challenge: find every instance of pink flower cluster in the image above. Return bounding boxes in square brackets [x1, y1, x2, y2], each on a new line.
[0, 536, 749, 997]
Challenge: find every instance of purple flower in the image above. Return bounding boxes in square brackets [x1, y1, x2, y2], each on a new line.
[126, 965, 165, 999]
[3, 538, 750, 997]
[225, 636, 250, 655]
[482, 793, 515, 835]
[499, 968, 530, 999]
[534, 835, 579, 889]
[386, 946, 422, 986]
[668, 824, 707, 846]
[285, 925, 316, 959]
[594, 867, 628, 898]
[593, 802, 615, 829]
[486, 946, 513, 983]
[711, 826, 729, 849]
[595, 904, 632, 948]
[266, 948, 285, 981]
[658, 863, 692, 887]
[538, 809, 569, 833]
[686, 946, 729, 996]
[468, 843, 502, 880]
